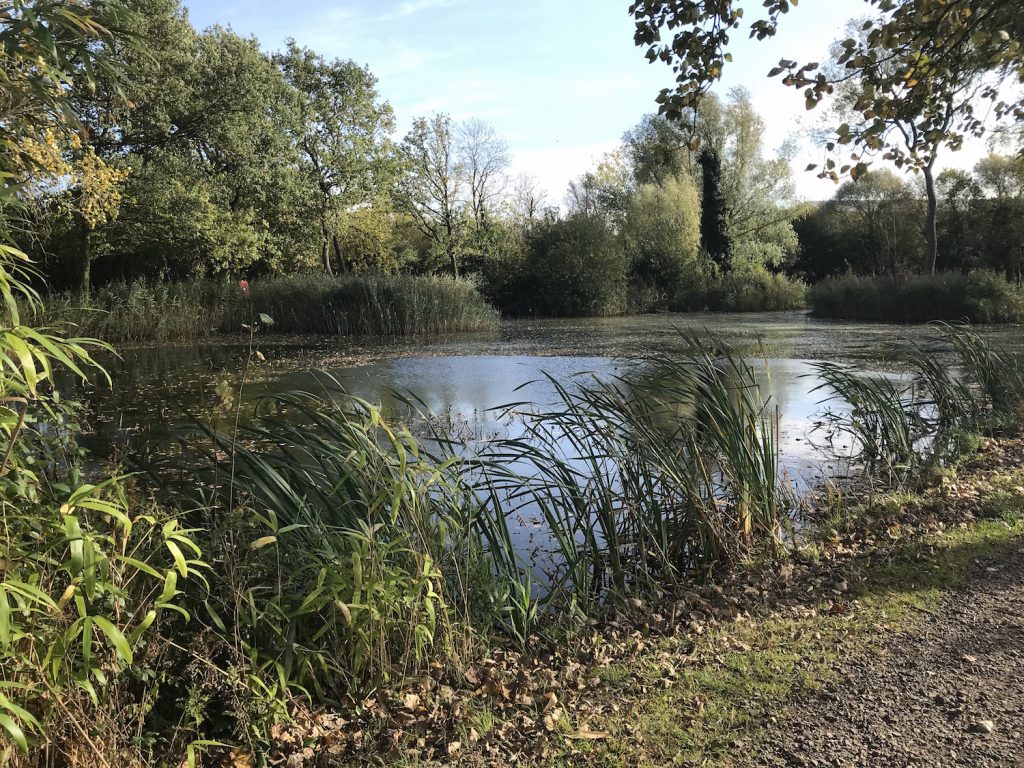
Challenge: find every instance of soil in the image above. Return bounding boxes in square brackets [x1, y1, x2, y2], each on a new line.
[757, 545, 1024, 768]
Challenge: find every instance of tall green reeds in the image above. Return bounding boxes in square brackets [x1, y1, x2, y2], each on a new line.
[33, 274, 499, 342]
[808, 271, 1024, 323]
[812, 323, 1024, 477]
[153, 333, 791, 693]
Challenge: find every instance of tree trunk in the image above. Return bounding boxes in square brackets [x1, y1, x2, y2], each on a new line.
[80, 224, 93, 300]
[923, 162, 938, 275]
[449, 250, 459, 279]
[320, 217, 333, 276]
[332, 233, 347, 273]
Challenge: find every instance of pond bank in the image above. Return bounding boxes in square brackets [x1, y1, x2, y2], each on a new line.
[261, 435, 1024, 767]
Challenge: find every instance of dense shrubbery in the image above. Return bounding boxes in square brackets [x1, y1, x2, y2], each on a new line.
[671, 271, 807, 313]
[36, 274, 498, 341]
[485, 214, 628, 317]
[808, 271, 1024, 323]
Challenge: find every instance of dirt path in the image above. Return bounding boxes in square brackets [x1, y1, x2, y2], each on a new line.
[758, 545, 1024, 767]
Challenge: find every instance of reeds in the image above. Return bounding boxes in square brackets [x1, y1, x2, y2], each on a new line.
[811, 323, 1024, 477]
[33, 274, 499, 342]
[808, 271, 1024, 323]
[670, 271, 807, 313]
[151, 333, 792, 688]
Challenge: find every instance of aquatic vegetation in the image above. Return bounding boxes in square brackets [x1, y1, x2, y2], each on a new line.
[811, 323, 1024, 477]
[32, 274, 499, 342]
[808, 271, 1024, 324]
[670, 271, 807, 313]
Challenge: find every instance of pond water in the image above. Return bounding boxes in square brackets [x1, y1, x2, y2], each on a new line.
[79, 311, 1021, 486]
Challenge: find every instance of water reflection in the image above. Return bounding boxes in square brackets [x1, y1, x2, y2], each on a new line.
[76, 312, 1017, 474]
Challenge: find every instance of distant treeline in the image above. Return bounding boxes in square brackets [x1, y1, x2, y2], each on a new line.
[14, 0, 1024, 325]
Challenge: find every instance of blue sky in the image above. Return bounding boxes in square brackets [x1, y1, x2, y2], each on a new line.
[182, 0, 987, 201]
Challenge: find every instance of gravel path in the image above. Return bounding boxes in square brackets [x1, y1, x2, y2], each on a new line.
[759, 545, 1024, 768]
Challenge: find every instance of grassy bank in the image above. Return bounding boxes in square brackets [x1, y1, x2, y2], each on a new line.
[808, 271, 1024, 323]
[583, 461, 1024, 766]
[6, 319, 1024, 766]
[35, 274, 499, 342]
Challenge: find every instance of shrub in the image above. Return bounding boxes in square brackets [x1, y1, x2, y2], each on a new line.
[671, 270, 807, 312]
[503, 213, 628, 317]
[808, 271, 1024, 323]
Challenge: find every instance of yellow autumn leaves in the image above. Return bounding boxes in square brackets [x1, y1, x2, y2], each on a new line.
[15, 128, 130, 229]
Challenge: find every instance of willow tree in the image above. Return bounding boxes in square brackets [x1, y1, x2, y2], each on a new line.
[630, 0, 1024, 274]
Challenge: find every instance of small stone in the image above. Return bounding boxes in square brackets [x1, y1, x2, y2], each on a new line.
[961, 654, 978, 664]
[970, 719, 995, 734]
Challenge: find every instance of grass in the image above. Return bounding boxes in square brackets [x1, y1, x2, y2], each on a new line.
[578, 499, 1024, 767]
[808, 271, 1024, 323]
[34, 273, 499, 342]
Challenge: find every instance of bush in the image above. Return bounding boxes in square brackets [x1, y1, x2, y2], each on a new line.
[34, 274, 499, 341]
[808, 271, 1024, 323]
[491, 214, 628, 317]
[671, 271, 807, 312]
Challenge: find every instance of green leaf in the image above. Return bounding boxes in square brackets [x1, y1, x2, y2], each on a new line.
[0, 713, 27, 752]
[91, 615, 133, 664]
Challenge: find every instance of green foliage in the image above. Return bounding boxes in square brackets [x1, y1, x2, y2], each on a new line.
[277, 41, 398, 275]
[807, 271, 1024, 323]
[622, 174, 702, 309]
[793, 170, 924, 280]
[515, 213, 628, 317]
[631, 1, 1023, 157]
[697, 148, 731, 269]
[150, 333, 791, 659]
[812, 324, 1024, 477]
[671, 271, 806, 313]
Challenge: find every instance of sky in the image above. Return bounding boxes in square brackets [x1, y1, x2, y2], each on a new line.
[182, 0, 994, 202]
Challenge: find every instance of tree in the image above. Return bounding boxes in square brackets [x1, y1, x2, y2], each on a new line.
[621, 114, 692, 185]
[397, 114, 468, 277]
[566, 151, 632, 225]
[278, 41, 397, 275]
[42, 1, 318, 286]
[621, 174, 702, 306]
[697, 148, 731, 269]
[458, 118, 510, 227]
[974, 153, 1024, 200]
[631, 0, 1024, 274]
[621, 91, 797, 272]
[510, 174, 548, 225]
[833, 169, 924, 275]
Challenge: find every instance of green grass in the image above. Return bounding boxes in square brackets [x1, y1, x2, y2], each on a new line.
[34, 273, 499, 342]
[808, 271, 1024, 323]
[579, 513, 1024, 768]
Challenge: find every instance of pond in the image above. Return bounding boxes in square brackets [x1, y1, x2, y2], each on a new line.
[79, 310, 1020, 481]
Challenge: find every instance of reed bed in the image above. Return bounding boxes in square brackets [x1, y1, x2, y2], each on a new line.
[33, 274, 499, 342]
[808, 271, 1024, 323]
[148, 334, 791, 690]
[811, 323, 1024, 479]
[671, 271, 807, 313]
